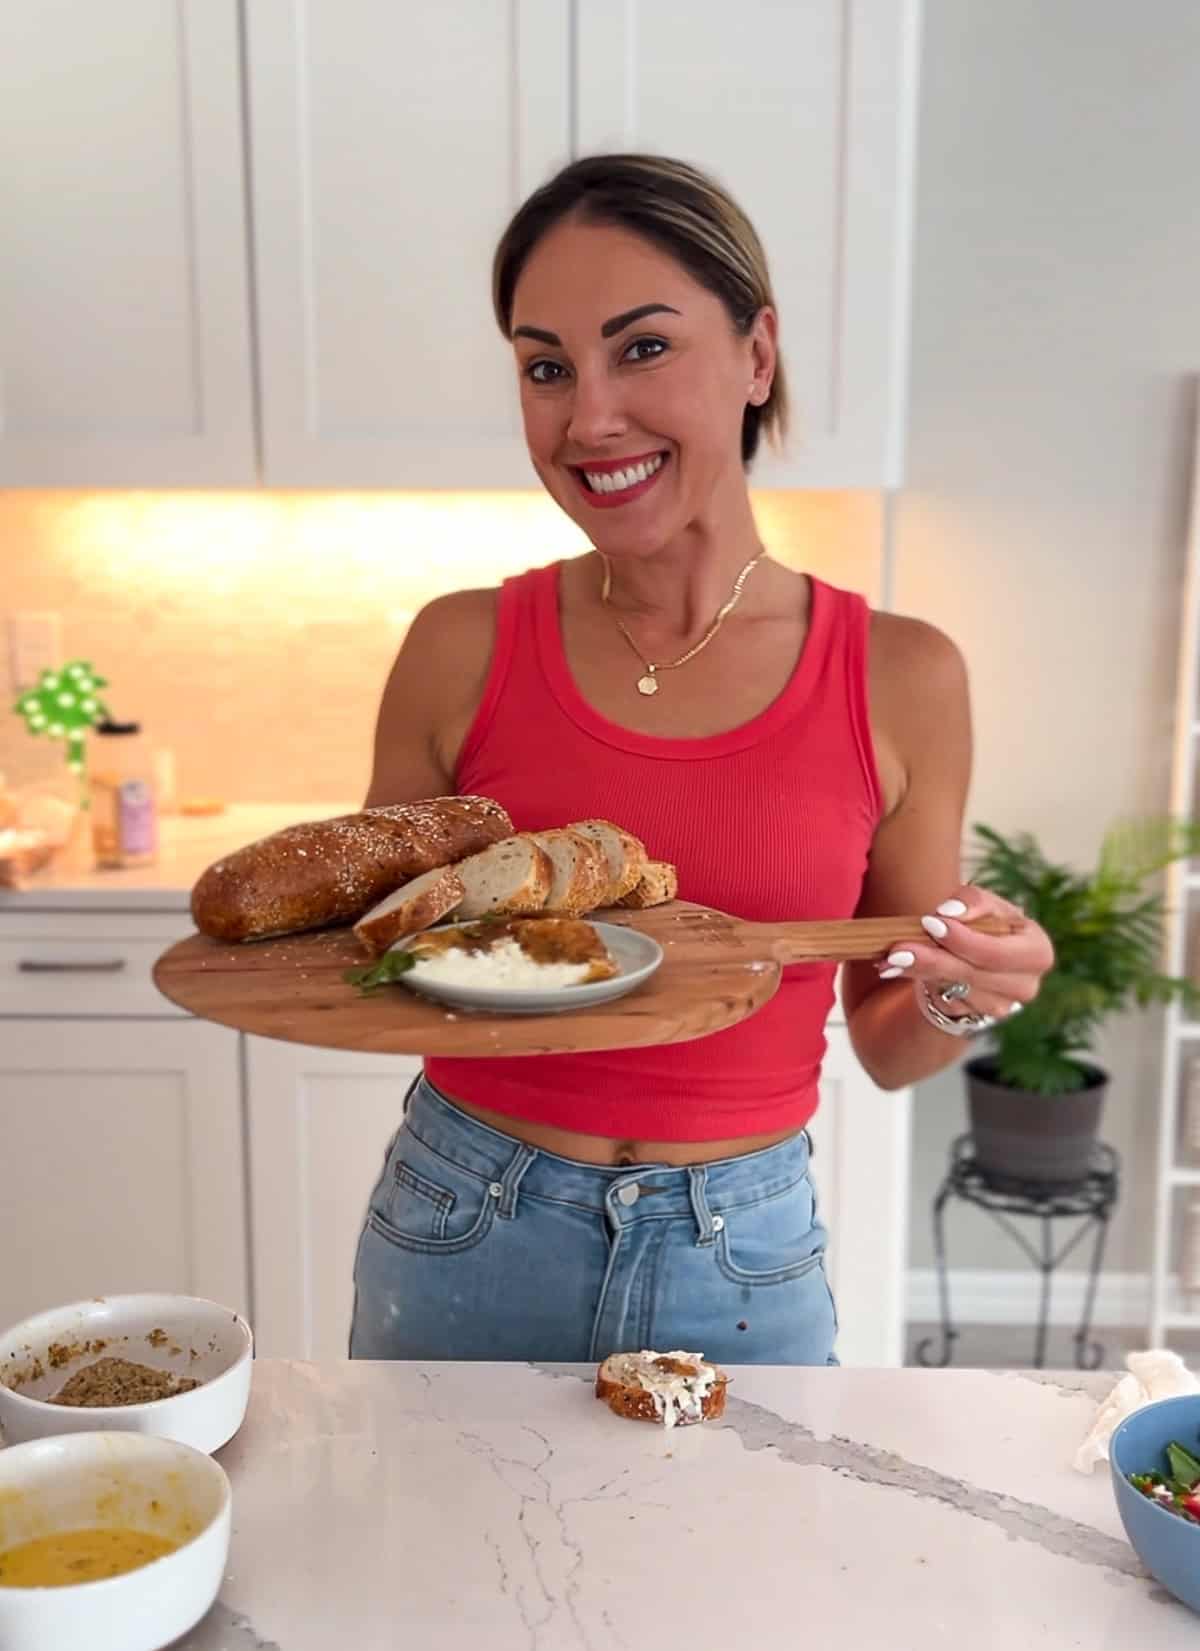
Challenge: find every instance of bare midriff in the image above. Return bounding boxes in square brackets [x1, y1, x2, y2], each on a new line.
[441, 1089, 801, 1167]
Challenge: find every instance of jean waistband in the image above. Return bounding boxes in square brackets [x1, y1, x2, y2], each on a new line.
[404, 1076, 812, 1224]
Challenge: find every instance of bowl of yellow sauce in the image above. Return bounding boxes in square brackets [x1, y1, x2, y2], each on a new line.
[0, 1429, 230, 1651]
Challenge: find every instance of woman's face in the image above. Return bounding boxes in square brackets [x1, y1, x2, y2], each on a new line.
[509, 218, 775, 557]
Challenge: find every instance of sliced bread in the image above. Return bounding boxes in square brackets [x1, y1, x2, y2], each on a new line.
[595, 1351, 728, 1428]
[616, 860, 678, 910]
[568, 819, 648, 907]
[454, 835, 553, 920]
[525, 828, 609, 917]
[352, 865, 465, 957]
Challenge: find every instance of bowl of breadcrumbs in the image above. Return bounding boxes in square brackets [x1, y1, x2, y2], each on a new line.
[0, 1294, 252, 1454]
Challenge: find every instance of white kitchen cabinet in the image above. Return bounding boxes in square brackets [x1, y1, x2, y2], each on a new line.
[0, 1019, 248, 1330]
[244, 1037, 420, 1359]
[809, 1022, 911, 1366]
[0, 1, 256, 486]
[244, 0, 571, 488]
[574, 0, 920, 488]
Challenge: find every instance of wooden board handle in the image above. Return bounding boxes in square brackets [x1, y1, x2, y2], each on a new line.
[755, 913, 1021, 966]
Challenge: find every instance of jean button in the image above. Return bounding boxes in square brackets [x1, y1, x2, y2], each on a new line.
[488, 1182, 503, 1199]
[617, 1183, 640, 1207]
[711, 1215, 725, 1232]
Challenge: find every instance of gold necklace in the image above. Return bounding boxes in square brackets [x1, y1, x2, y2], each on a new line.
[598, 548, 768, 696]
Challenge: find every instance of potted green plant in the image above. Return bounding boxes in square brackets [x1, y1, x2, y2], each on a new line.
[966, 819, 1200, 1186]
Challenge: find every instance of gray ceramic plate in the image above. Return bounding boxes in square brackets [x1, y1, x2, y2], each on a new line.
[399, 921, 663, 1016]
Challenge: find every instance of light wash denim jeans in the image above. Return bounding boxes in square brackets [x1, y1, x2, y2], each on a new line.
[350, 1076, 838, 1366]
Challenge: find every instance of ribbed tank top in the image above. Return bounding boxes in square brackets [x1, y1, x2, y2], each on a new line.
[425, 562, 883, 1142]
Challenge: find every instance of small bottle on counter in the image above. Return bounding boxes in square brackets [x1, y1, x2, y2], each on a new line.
[90, 720, 159, 869]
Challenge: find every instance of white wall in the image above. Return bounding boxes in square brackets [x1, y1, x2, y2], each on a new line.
[899, 0, 1200, 1281]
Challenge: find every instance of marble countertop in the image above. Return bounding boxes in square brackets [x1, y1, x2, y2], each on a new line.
[0, 803, 356, 912]
[172, 1360, 1193, 1650]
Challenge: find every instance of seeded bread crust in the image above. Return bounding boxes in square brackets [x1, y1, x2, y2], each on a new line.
[353, 864, 466, 957]
[190, 796, 511, 943]
[615, 860, 678, 910]
[569, 819, 648, 906]
[595, 1355, 728, 1425]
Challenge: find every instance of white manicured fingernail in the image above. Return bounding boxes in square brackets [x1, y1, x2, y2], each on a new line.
[886, 950, 915, 968]
[921, 915, 948, 940]
[1009, 1001, 1024, 1016]
[878, 966, 904, 979]
[937, 899, 967, 918]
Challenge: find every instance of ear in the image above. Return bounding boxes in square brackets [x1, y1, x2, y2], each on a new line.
[746, 306, 778, 406]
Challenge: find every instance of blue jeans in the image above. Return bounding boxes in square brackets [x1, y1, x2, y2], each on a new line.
[349, 1077, 839, 1366]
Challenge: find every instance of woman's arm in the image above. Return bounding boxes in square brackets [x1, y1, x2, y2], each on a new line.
[364, 589, 497, 808]
[841, 614, 1051, 1089]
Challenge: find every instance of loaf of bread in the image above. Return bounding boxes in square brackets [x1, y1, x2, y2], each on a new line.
[191, 796, 512, 943]
[596, 1351, 727, 1428]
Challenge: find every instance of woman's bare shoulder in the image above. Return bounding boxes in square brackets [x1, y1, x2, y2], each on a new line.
[868, 609, 968, 700]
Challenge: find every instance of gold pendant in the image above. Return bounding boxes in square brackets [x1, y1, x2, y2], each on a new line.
[637, 673, 659, 696]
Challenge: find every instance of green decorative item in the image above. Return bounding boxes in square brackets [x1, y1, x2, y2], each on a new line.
[963, 818, 1200, 1184]
[12, 661, 112, 796]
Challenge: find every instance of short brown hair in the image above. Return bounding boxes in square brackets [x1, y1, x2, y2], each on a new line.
[492, 153, 787, 469]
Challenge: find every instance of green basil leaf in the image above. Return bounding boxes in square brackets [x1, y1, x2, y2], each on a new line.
[343, 949, 417, 994]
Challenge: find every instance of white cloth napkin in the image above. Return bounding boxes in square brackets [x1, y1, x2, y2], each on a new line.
[1073, 1350, 1199, 1473]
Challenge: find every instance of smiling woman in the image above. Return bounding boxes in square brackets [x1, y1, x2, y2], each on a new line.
[350, 152, 1054, 1371]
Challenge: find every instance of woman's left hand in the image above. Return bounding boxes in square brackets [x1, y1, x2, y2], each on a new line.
[876, 884, 1054, 1023]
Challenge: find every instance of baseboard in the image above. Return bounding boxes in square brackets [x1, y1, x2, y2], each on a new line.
[906, 1268, 1151, 1329]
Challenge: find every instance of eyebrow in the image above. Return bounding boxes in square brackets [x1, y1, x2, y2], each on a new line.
[511, 302, 681, 347]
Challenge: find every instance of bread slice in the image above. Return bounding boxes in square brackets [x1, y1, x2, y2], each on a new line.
[596, 1351, 728, 1428]
[568, 819, 648, 907]
[616, 860, 678, 910]
[454, 835, 553, 920]
[525, 829, 609, 917]
[352, 865, 465, 957]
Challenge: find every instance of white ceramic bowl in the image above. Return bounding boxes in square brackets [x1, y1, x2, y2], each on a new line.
[0, 1430, 230, 1651]
[0, 1294, 252, 1454]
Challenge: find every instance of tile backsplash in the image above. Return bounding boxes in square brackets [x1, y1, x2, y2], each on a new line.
[2, 490, 881, 805]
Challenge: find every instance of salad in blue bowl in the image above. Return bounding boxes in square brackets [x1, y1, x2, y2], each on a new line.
[1111, 1393, 1200, 1612]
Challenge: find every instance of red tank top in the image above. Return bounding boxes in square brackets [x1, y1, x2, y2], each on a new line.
[425, 562, 883, 1141]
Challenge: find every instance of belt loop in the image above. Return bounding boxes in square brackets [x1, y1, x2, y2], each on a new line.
[688, 1165, 716, 1246]
[497, 1144, 536, 1220]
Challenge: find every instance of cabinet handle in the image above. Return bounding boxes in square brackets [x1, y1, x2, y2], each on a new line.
[17, 958, 128, 974]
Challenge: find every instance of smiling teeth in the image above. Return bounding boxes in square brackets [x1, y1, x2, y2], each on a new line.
[583, 454, 664, 493]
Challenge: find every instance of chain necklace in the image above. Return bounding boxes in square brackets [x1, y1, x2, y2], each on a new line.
[598, 547, 768, 695]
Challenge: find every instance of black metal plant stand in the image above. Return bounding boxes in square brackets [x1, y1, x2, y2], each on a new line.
[914, 1134, 1120, 1370]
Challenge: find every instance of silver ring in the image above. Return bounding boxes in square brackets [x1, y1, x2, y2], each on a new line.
[938, 980, 972, 1006]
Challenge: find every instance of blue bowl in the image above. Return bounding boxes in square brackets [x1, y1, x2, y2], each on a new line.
[1110, 1393, 1200, 1612]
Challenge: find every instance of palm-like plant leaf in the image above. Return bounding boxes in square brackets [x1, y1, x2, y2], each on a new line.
[970, 818, 1200, 1097]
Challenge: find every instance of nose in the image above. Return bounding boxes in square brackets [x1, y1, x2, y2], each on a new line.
[565, 364, 628, 450]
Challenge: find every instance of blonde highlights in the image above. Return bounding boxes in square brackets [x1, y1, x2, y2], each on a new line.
[492, 154, 787, 468]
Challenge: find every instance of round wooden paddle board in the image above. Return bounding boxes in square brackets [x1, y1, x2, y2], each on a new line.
[152, 903, 784, 1058]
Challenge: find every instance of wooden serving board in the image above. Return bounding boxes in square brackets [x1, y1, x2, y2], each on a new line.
[152, 902, 1018, 1059]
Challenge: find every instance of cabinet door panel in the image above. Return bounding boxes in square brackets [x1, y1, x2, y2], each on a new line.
[246, 0, 570, 486]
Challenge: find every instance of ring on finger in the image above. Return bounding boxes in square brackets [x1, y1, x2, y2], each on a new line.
[937, 979, 972, 1007]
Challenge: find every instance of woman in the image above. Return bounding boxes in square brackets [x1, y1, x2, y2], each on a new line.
[349, 154, 1053, 1366]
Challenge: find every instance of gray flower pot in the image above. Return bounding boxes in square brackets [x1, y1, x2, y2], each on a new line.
[965, 1055, 1106, 1187]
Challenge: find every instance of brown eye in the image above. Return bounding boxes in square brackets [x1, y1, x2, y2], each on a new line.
[623, 337, 668, 363]
[526, 359, 569, 384]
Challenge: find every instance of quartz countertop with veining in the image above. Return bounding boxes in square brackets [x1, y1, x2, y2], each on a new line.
[172, 1359, 1191, 1650]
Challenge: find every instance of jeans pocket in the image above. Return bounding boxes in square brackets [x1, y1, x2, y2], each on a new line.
[714, 1175, 827, 1287]
[368, 1127, 500, 1255]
